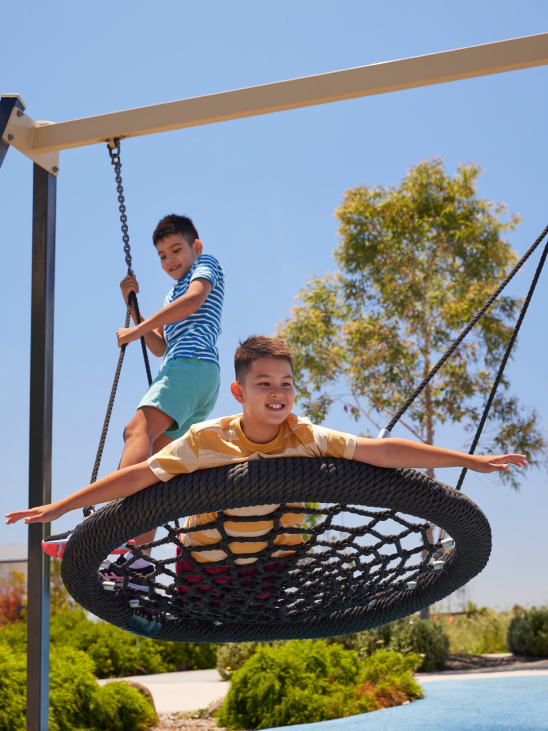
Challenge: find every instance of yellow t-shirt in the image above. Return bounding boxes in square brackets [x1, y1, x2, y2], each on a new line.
[148, 413, 356, 565]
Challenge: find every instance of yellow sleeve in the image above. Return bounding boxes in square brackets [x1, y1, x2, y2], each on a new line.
[148, 427, 200, 481]
[314, 425, 357, 460]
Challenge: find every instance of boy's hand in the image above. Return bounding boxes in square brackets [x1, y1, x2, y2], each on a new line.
[6, 503, 63, 525]
[117, 325, 142, 347]
[469, 454, 527, 474]
[120, 274, 139, 305]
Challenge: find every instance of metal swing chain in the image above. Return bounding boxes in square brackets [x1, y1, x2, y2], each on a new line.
[84, 140, 154, 515]
[107, 139, 153, 385]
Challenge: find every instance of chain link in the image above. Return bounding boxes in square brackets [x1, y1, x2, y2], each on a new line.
[107, 139, 133, 275]
[83, 140, 153, 515]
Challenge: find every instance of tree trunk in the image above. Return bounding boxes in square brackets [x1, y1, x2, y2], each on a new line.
[421, 362, 435, 620]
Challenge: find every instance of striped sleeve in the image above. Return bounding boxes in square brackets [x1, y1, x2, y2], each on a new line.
[191, 255, 220, 288]
[312, 425, 356, 460]
[148, 428, 201, 481]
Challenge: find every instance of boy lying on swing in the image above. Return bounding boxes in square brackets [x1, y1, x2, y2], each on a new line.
[6, 336, 526, 575]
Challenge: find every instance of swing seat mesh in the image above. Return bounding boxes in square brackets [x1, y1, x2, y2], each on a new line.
[61, 457, 491, 642]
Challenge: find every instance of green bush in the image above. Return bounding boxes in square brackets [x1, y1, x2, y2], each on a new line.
[0, 608, 216, 678]
[216, 641, 290, 680]
[0, 643, 26, 730]
[216, 641, 423, 730]
[439, 608, 512, 654]
[387, 618, 449, 671]
[0, 644, 157, 731]
[340, 617, 449, 672]
[507, 608, 548, 657]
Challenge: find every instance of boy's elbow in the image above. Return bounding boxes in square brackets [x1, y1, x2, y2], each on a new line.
[354, 437, 394, 468]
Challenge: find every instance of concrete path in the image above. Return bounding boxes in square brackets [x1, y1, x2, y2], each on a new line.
[98, 668, 229, 714]
[419, 658, 548, 682]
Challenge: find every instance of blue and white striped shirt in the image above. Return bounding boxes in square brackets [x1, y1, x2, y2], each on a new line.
[163, 254, 225, 366]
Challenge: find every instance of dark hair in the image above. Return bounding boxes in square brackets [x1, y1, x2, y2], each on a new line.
[153, 214, 199, 246]
[234, 335, 293, 381]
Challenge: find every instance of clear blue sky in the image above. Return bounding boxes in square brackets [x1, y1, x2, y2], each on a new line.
[1, 0, 547, 610]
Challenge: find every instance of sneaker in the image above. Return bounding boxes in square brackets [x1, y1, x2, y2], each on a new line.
[42, 530, 133, 559]
[42, 530, 72, 558]
[100, 555, 155, 591]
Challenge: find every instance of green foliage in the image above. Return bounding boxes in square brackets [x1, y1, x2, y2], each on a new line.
[437, 608, 512, 654]
[0, 643, 26, 731]
[216, 641, 423, 729]
[0, 570, 26, 625]
[341, 617, 448, 671]
[89, 681, 158, 731]
[0, 644, 157, 731]
[277, 158, 546, 488]
[0, 607, 216, 679]
[507, 608, 548, 657]
[388, 618, 449, 671]
[217, 642, 261, 680]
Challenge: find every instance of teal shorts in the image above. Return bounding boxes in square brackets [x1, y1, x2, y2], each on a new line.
[138, 355, 220, 441]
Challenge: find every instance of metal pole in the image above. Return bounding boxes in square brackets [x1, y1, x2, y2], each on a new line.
[27, 163, 56, 731]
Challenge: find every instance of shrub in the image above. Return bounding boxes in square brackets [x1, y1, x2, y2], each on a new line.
[216, 641, 291, 680]
[388, 618, 449, 671]
[0, 642, 26, 731]
[507, 608, 548, 657]
[0, 608, 217, 678]
[216, 641, 423, 730]
[0, 644, 157, 731]
[438, 608, 512, 654]
[347, 617, 449, 671]
[0, 571, 26, 625]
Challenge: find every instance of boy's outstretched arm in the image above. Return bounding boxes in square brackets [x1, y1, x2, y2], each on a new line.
[353, 437, 527, 474]
[5, 462, 158, 526]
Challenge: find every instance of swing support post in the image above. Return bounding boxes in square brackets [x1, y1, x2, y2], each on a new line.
[26, 163, 56, 731]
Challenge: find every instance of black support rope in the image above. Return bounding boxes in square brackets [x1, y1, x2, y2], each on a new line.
[455, 236, 548, 490]
[383, 223, 548, 480]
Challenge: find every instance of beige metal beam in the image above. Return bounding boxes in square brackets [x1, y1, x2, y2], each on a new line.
[18, 33, 548, 155]
[0, 95, 59, 175]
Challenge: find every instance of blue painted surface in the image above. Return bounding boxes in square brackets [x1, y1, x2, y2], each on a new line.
[265, 676, 548, 731]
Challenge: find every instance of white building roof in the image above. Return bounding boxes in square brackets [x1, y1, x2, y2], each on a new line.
[0, 544, 28, 563]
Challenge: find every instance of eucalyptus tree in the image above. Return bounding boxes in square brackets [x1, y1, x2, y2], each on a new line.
[278, 158, 545, 490]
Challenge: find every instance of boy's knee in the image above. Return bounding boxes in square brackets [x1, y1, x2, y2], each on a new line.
[123, 414, 147, 442]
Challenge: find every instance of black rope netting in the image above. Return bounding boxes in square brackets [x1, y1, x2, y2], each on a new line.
[62, 458, 491, 642]
[108, 503, 442, 625]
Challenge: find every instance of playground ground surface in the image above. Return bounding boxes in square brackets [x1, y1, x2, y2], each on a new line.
[99, 658, 548, 731]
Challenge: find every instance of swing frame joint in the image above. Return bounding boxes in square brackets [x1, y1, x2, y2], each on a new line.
[1, 95, 59, 175]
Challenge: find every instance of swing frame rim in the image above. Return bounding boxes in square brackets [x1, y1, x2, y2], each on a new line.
[61, 456, 491, 643]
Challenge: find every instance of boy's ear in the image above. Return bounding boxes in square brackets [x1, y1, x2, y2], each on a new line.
[193, 239, 203, 256]
[231, 380, 245, 404]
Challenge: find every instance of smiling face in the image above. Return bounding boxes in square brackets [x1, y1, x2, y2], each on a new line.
[230, 357, 295, 443]
[155, 234, 202, 280]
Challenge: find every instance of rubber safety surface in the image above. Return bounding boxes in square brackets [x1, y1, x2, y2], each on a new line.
[265, 676, 548, 731]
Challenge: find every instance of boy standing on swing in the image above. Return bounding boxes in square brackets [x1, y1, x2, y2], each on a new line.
[43, 214, 224, 558]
